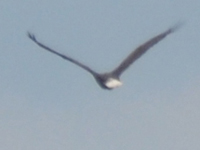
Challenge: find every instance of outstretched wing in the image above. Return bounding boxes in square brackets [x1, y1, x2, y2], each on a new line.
[28, 33, 96, 75]
[112, 23, 182, 77]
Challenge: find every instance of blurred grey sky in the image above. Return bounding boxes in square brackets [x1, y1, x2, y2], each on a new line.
[0, 0, 200, 150]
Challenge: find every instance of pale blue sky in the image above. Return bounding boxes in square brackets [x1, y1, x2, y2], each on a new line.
[0, 0, 200, 150]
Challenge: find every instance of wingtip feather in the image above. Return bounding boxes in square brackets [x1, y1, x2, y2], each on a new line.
[27, 32, 36, 42]
[169, 21, 185, 33]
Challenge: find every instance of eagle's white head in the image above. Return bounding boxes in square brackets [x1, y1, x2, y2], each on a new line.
[105, 78, 123, 89]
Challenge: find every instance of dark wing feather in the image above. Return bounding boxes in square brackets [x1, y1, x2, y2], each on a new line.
[112, 24, 182, 77]
[27, 33, 96, 75]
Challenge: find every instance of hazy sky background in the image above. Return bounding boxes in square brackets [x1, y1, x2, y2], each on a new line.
[0, 0, 200, 150]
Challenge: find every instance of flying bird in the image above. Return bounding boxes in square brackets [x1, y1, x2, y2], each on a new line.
[28, 24, 182, 90]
